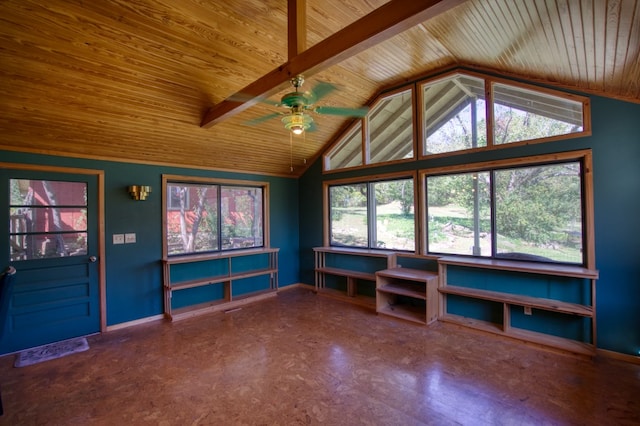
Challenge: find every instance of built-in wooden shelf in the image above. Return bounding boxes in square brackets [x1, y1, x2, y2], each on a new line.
[163, 248, 279, 321]
[377, 281, 426, 300]
[313, 247, 393, 308]
[439, 285, 593, 317]
[312, 248, 598, 355]
[314, 266, 376, 283]
[437, 256, 598, 356]
[313, 247, 440, 313]
[377, 304, 426, 324]
[439, 313, 504, 334]
[376, 268, 438, 325]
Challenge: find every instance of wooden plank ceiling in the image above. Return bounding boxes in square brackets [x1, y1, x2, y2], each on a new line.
[0, 0, 638, 177]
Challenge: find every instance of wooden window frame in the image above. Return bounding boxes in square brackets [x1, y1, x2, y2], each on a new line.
[162, 174, 270, 259]
[419, 149, 596, 269]
[323, 84, 417, 174]
[322, 170, 419, 252]
[416, 70, 592, 159]
[321, 69, 592, 174]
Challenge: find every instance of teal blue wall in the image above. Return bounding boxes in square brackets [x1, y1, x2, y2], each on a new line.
[299, 88, 640, 357]
[589, 96, 640, 355]
[2, 80, 639, 357]
[0, 151, 300, 326]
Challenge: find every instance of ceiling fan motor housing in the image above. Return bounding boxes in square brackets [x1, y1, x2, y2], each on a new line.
[280, 92, 311, 109]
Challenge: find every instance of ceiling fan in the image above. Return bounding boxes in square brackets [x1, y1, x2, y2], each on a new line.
[239, 75, 369, 135]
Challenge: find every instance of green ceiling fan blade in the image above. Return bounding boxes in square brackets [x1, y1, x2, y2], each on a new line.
[314, 106, 369, 117]
[246, 112, 282, 125]
[307, 81, 337, 104]
[229, 92, 280, 107]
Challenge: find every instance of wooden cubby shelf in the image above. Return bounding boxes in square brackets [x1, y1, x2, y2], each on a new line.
[163, 248, 279, 321]
[169, 275, 230, 291]
[313, 247, 393, 308]
[313, 247, 440, 316]
[437, 256, 598, 356]
[313, 246, 599, 355]
[378, 281, 427, 300]
[439, 285, 594, 317]
[376, 268, 438, 325]
[314, 266, 376, 283]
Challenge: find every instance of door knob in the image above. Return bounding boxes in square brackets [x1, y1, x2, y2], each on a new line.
[89, 256, 97, 263]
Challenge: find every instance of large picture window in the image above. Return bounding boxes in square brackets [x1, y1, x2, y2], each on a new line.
[163, 176, 266, 257]
[327, 174, 416, 251]
[424, 151, 592, 265]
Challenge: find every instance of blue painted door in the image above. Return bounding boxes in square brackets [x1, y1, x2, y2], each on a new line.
[0, 169, 100, 354]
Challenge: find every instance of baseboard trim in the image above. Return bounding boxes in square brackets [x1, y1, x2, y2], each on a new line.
[105, 314, 165, 332]
[103, 286, 313, 331]
[169, 291, 278, 321]
[597, 348, 640, 364]
[278, 282, 313, 292]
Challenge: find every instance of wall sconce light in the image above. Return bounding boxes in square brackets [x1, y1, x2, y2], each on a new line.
[128, 185, 151, 201]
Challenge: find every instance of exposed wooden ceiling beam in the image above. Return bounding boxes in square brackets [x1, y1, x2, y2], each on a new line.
[288, 0, 306, 59]
[200, 0, 466, 128]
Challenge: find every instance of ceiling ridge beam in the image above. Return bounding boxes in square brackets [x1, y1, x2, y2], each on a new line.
[288, 0, 306, 59]
[200, 0, 466, 128]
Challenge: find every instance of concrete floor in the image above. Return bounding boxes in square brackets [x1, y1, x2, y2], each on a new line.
[1, 286, 638, 425]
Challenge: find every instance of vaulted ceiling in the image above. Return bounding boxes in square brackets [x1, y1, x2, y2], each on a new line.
[1, 0, 638, 177]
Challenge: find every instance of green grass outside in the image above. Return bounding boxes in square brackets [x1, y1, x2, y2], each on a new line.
[332, 203, 581, 262]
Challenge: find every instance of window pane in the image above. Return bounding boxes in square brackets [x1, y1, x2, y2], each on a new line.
[167, 185, 189, 211]
[495, 163, 582, 263]
[9, 179, 88, 260]
[10, 179, 87, 206]
[330, 183, 368, 248]
[325, 122, 363, 171]
[166, 184, 219, 255]
[10, 232, 87, 260]
[427, 172, 491, 255]
[221, 186, 263, 250]
[368, 89, 414, 164]
[9, 207, 87, 233]
[493, 83, 583, 144]
[372, 179, 415, 251]
[423, 74, 486, 155]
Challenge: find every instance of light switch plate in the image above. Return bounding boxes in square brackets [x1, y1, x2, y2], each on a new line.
[125, 233, 136, 244]
[113, 234, 125, 245]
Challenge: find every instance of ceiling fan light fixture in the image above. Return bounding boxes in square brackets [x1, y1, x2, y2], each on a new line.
[244, 75, 366, 137]
[282, 112, 313, 135]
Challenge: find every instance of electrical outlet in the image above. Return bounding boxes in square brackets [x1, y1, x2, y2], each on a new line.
[524, 306, 532, 315]
[125, 233, 136, 244]
[113, 234, 124, 245]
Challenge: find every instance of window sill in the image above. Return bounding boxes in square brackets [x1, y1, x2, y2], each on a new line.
[313, 246, 398, 257]
[164, 247, 279, 264]
[437, 256, 598, 279]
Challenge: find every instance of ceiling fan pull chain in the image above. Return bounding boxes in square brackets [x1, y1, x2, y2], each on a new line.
[290, 131, 294, 173]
